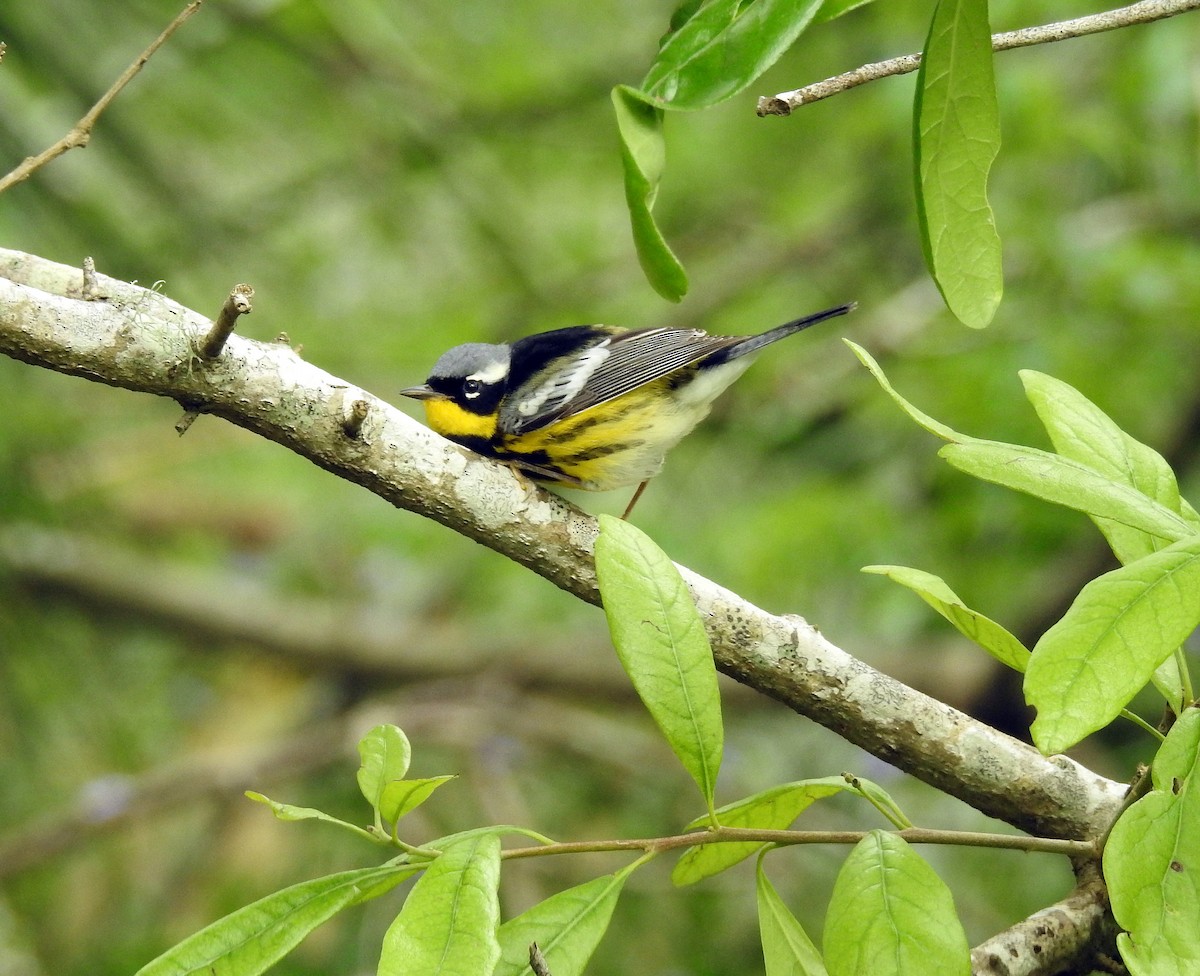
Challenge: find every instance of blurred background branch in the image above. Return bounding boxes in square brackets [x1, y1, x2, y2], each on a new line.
[0, 1, 203, 194]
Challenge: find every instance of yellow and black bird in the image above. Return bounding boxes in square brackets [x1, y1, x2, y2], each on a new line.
[401, 301, 855, 515]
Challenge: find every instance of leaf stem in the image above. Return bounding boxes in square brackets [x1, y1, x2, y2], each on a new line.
[392, 838, 444, 858]
[1118, 708, 1166, 742]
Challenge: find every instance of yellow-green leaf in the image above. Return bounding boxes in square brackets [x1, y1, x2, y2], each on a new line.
[913, 0, 1003, 328]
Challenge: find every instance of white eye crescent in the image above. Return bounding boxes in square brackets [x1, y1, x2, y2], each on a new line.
[463, 379, 484, 399]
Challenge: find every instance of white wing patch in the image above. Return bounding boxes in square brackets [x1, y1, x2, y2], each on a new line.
[515, 341, 612, 418]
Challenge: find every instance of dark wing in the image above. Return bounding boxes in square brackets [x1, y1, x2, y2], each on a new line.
[500, 327, 744, 435]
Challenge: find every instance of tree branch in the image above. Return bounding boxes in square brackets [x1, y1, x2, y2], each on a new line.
[0, 1, 204, 194]
[971, 872, 1117, 976]
[757, 0, 1200, 116]
[0, 248, 1125, 845]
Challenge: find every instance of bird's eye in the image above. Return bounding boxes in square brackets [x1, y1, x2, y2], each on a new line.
[463, 379, 483, 399]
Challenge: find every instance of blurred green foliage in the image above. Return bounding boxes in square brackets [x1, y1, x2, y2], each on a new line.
[1, 0, 1198, 973]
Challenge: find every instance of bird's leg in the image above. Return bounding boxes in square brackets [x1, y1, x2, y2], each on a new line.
[620, 481, 649, 520]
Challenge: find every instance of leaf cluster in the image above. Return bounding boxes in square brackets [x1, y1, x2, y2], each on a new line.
[614, 0, 1002, 326]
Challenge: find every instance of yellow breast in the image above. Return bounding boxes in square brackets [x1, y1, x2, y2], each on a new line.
[423, 398, 497, 441]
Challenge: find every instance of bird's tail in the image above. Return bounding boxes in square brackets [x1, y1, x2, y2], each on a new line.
[721, 301, 857, 361]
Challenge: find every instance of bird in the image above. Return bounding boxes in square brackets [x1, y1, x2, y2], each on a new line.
[400, 301, 855, 517]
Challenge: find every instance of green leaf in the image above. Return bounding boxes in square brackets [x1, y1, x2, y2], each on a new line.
[595, 514, 723, 814]
[495, 870, 632, 976]
[358, 725, 412, 829]
[913, 0, 1003, 328]
[643, 0, 825, 110]
[824, 832, 970, 976]
[757, 860, 828, 976]
[379, 776, 457, 826]
[245, 791, 381, 843]
[1021, 370, 1194, 563]
[673, 777, 850, 884]
[843, 340, 961, 442]
[611, 86, 688, 301]
[940, 441, 1194, 544]
[378, 834, 502, 976]
[1105, 708, 1200, 976]
[135, 864, 417, 976]
[863, 565, 1030, 672]
[1027, 536, 1200, 754]
[813, 0, 880, 25]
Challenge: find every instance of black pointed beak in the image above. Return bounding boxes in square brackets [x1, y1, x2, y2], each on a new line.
[399, 384, 445, 401]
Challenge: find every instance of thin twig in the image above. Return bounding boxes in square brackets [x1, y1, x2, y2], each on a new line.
[341, 398, 371, 439]
[500, 825, 1096, 861]
[758, 0, 1200, 115]
[174, 409, 200, 435]
[199, 283, 254, 359]
[0, 1, 203, 194]
[81, 256, 101, 300]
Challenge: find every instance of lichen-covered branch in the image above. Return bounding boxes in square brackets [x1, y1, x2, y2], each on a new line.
[0, 248, 1125, 846]
[971, 873, 1117, 976]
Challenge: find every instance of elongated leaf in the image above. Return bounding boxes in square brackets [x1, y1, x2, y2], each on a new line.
[495, 870, 632, 976]
[379, 776, 457, 826]
[863, 565, 1030, 672]
[757, 861, 828, 976]
[1105, 708, 1200, 976]
[940, 441, 1193, 544]
[1021, 370, 1193, 563]
[674, 777, 849, 884]
[358, 725, 412, 823]
[595, 515, 723, 812]
[611, 86, 688, 301]
[245, 791, 380, 843]
[843, 340, 961, 442]
[135, 864, 417, 976]
[913, 0, 1003, 328]
[643, 0, 825, 109]
[1027, 535, 1200, 754]
[378, 834, 501, 976]
[824, 832, 970, 976]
